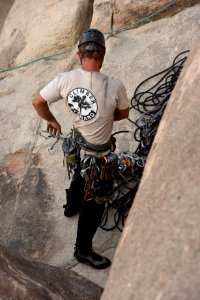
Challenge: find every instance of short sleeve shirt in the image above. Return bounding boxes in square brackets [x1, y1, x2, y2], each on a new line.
[40, 69, 129, 145]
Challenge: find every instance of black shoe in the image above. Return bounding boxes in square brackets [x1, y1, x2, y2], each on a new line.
[63, 204, 80, 217]
[74, 247, 111, 269]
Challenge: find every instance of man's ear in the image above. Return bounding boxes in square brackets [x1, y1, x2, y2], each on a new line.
[77, 51, 83, 65]
[77, 51, 82, 59]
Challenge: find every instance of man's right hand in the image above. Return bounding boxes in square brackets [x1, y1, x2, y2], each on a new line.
[32, 93, 62, 136]
[47, 120, 62, 136]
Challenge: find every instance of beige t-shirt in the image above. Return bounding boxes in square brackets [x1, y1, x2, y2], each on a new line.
[40, 68, 129, 145]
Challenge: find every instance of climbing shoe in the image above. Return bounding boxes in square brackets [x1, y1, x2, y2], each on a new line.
[63, 203, 81, 217]
[74, 247, 111, 269]
[63, 189, 82, 217]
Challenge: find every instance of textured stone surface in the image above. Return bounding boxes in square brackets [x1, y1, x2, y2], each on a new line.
[91, 0, 200, 33]
[1, 0, 199, 69]
[102, 36, 200, 300]
[0, 150, 56, 260]
[0, 245, 103, 300]
[0, 0, 93, 68]
[0, 0, 200, 292]
[0, 0, 14, 32]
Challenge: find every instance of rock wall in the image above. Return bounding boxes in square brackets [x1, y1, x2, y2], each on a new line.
[0, 0, 94, 68]
[91, 0, 200, 32]
[0, 0, 14, 32]
[0, 0, 199, 69]
[102, 34, 200, 300]
[0, 245, 103, 299]
[0, 0, 200, 294]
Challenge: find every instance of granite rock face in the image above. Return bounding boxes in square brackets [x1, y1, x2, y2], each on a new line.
[0, 0, 94, 68]
[1, 0, 199, 69]
[91, 0, 200, 32]
[0, 0, 200, 295]
[0, 150, 56, 260]
[0, 0, 14, 32]
[102, 35, 200, 300]
[0, 245, 103, 300]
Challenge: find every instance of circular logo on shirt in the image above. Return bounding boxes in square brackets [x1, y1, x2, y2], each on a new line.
[67, 88, 97, 121]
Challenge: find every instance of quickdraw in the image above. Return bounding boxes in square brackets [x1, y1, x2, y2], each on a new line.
[80, 152, 118, 203]
[62, 129, 80, 179]
[100, 152, 118, 181]
[80, 155, 99, 201]
[118, 151, 145, 174]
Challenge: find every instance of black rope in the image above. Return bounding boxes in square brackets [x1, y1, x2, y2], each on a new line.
[100, 50, 189, 231]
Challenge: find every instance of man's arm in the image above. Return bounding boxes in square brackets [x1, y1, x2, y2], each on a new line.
[114, 107, 129, 121]
[32, 93, 62, 135]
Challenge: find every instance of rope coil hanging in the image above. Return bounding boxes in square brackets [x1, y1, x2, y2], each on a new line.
[100, 50, 189, 231]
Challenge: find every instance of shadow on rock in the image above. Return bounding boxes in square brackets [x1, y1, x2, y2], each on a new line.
[0, 244, 103, 299]
[0, 149, 57, 261]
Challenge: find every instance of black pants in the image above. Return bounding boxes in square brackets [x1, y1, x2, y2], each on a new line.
[68, 165, 105, 253]
[76, 198, 105, 252]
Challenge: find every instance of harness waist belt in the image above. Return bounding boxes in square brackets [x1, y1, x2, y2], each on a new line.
[74, 128, 111, 152]
[81, 140, 111, 152]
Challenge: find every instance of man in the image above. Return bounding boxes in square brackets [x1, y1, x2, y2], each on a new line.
[32, 28, 129, 269]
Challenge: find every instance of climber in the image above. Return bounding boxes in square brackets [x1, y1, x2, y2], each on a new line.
[32, 28, 129, 269]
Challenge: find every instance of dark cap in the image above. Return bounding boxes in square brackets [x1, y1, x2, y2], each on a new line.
[78, 28, 105, 50]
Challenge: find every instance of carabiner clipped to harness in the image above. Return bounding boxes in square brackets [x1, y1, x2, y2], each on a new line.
[80, 155, 99, 201]
[62, 130, 80, 179]
[100, 152, 118, 181]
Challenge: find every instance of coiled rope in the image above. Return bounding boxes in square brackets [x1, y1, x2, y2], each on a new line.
[100, 50, 189, 231]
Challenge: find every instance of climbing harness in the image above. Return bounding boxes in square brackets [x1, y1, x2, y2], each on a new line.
[73, 127, 115, 153]
[69, 128, 117, 203]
